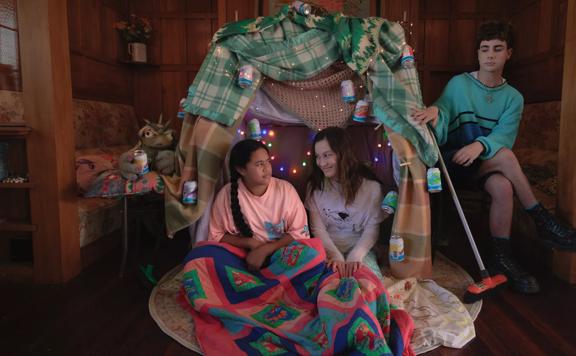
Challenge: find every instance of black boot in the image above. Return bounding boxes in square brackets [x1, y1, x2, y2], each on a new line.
[489, 238, 540, 294]
[526, 203, 576, 251]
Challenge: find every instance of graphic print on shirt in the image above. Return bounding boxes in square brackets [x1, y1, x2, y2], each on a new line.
[322, 207, 360, 231]
[263, 219, 286, 240]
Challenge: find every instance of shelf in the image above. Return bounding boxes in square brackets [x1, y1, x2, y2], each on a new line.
[118, 60, 160, 68]
[0, 221, 36, 232]
[0, 125, 32, 137]
[0, 182, 34, 189]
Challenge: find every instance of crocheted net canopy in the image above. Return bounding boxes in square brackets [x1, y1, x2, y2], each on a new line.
[262, 62, 366, 131]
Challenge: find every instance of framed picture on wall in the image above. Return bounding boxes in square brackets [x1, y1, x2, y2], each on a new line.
[263, 0, 377, 17]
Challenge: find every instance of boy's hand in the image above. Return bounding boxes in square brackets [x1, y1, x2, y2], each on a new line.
[411, 106, 439, 127]
[452, 142, 484, 166]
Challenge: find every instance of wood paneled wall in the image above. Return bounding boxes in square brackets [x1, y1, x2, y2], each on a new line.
[382, 0, 566, 105]
[129, 0, 224, 134]
[67, 0, 134, 104]
[506, 0, 567, 103]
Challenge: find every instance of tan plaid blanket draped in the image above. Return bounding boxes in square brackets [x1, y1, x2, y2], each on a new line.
[387, 129, 433, 279]
[163, 115, 241, 237]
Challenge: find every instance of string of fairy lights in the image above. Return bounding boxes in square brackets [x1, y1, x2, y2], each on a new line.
[236, 124, 390, 178]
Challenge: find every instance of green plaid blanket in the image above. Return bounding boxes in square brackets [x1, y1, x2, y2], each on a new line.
[184, 5, 437, 166]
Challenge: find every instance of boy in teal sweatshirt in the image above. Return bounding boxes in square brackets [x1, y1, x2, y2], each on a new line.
[413, 21, 576, 294]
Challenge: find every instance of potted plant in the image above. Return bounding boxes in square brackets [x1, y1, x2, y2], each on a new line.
[114, 14, 152, 63]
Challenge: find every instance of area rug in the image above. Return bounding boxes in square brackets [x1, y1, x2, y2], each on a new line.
[149, 253, 481, 355]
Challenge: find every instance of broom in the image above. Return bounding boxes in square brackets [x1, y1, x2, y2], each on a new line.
[426, 125, 507, 303]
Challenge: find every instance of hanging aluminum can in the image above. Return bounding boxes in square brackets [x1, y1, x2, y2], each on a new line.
[238, 64, 254, 88]
[352, 99, 369, 122]
[389, 235, 405, 262]
[341, 80, 356, 103]
[401, 44, 415, 69]
[292, 1, 311, 15]
[248, 118, 262, 140]
[427, 167, 442, 193]
[381, 191, 398, 214]
[182, 180, 198, 205]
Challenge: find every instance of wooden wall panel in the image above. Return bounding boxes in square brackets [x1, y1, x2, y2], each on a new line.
[161, 19, 187, 65]
[19, 0, 80, 283]
[424, 20, 450, 65]
[186, 20, 212, 65]
[451, 20, 477, 66]
[131, 0, 238, 140]
[507, 0, 566, 103]
[67, 0, 133, 104]
[161, 71, 189, 133]
[134, 70, 162, 123]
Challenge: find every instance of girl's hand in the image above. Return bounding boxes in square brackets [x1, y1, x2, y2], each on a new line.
[411, 106, 439, 127]
[327, 260, 346, 276]
[247, 238, 265, 251]
[246, 244, 272, 271]
[327, 260, 362, 278]
[344, 262, 362, 277]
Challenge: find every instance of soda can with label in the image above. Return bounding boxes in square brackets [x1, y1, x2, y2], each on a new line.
[341, 80, 356, 103]
[182, 181, 198, 205]
[248, 118, 262, 140]
[381, 190, 398, 214]
[133, 150, 149, 175]
[389, 235, 405, 262]
[401, 44, 415, 69]
[292, 1, 311, 15]
[238, 64, 254, 88]
[352, 99, 369, 122]
[427, 167, 442, 193]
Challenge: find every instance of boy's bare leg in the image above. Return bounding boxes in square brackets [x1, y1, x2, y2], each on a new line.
[476, 147, 576, 250]
[483, 174, 514, 237]
[477, 148, 538, 209]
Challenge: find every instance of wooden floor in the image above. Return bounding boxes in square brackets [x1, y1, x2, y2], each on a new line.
[2, 225, 576, 356]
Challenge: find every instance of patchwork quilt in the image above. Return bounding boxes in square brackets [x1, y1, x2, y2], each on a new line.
[180, 238, 414, 355]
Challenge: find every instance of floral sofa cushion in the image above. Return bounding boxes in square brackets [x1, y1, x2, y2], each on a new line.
[73, 99, 139, 149]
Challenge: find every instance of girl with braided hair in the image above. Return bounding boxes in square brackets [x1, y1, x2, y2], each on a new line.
[208, 139, 310, 271]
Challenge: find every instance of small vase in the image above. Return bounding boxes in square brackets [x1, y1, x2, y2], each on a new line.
[128, 42, 147, 63]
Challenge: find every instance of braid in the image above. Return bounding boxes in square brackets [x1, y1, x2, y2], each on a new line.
[230, 170, 253, 237]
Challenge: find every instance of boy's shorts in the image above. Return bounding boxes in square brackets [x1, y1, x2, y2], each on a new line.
[441, 149, 497, 191]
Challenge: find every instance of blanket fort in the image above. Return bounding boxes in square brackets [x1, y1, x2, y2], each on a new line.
[179, 238, 414, 355]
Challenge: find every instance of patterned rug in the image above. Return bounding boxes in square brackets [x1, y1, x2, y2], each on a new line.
[149, 253, 481, 355]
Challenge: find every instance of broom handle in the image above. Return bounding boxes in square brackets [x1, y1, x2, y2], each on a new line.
[427, 125, 486, 271]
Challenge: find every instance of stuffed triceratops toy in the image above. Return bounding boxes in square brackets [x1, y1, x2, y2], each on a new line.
[119, 114, 176, 181]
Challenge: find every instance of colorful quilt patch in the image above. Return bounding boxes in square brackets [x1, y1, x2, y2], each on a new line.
[182, 269, 206, 306]
[252, 302, 301, 328]
[327, 277, 358, 303]
[249, 332, 287, 355]
[348, 317, 387, 353]
[279, 244, 304, 267]
[225, 265, 265, 292]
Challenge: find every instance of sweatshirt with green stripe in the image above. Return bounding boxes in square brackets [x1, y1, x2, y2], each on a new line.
[433, 72, 524, 160]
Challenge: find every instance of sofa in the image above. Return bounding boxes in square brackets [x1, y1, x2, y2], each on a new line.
[73, 99, 140, 266]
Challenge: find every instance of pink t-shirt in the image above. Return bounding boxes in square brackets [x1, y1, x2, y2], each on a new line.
[209, 177, 310, 242]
